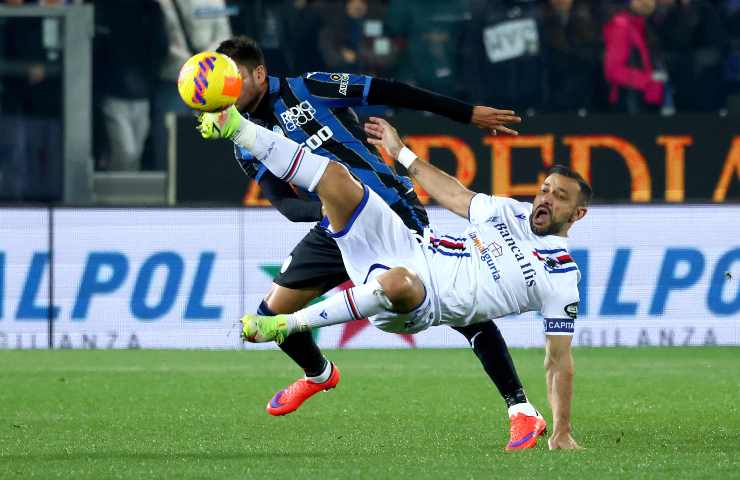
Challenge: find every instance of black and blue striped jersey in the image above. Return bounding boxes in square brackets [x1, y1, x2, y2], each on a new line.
[235, 73, 429, 234]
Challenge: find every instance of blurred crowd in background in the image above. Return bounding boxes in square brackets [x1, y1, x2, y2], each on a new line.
[2, 0, 740, 173]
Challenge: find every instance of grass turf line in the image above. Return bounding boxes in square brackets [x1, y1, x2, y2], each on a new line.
[0, 348, 738, 479]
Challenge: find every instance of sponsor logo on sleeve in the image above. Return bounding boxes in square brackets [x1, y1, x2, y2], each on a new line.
[564, 302, 578, 319]
[330, 73, 351, 95]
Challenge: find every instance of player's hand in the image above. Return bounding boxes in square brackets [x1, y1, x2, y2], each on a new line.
[364, 116, 405, 159]
[471, 106, 521, 136]
[548, 430, 583, 450]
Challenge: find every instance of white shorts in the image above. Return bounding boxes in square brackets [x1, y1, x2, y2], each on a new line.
[327, 186, 440, 334]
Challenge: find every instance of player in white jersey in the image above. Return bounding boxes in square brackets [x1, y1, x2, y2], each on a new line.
[432, 194, 580, 334]
[198, 108, 589, 450]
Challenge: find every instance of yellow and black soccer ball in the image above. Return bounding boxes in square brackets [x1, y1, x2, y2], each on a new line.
[177, 51, 242, 112]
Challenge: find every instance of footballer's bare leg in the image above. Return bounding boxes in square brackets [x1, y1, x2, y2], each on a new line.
[198, 108, 425, 336]
[199, 105, 364, 233]
[246, 263, 425, 344]
[374, 267, 425, 312]
[264, 284, 323, 313]
[313, 161, 366, 234]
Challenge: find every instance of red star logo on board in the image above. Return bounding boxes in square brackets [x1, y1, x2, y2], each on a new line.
[259, 266, 415, 348]
[338, 318, 415, 348]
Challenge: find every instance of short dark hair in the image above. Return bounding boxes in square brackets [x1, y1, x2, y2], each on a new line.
[546, 164, 593, 206]
[216, 36, 265, 71]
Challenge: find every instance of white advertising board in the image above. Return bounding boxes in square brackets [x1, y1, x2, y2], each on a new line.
[0, 206, 737, 349]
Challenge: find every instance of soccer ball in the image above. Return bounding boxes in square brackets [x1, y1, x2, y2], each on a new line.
[177, 51, 242, 112]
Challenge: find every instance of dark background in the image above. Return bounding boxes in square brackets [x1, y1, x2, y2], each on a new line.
[176, 112, 740, 204]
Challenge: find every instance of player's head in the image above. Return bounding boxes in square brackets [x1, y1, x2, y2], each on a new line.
[530, 165, 592, 237]
[216, 36, 268, 113]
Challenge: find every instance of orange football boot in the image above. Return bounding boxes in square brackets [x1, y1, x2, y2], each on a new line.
[266, 363, 341, 416]
[506, 412, 547, 451]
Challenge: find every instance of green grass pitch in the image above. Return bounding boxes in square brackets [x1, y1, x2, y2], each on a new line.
[1, 347, 738, 479]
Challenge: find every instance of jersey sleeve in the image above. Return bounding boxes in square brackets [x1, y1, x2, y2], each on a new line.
[258, 172, 324, 222]
[467, 194, 523, 225]
[366, 78, 474, 124]
[540, 282, 580, 336]
[234, 144, 268, 181]
[301, 72, 372, 108]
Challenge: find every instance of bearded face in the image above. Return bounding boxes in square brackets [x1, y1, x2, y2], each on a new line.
[235, 64, 266, 113]
[530, 202, 574, 236]
[529, 174, 586, 237]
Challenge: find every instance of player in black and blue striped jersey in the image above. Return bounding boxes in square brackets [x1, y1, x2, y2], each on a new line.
[217, 36, 528, 418]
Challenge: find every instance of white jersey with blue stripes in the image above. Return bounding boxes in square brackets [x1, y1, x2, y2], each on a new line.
[429, 194, 580, 335]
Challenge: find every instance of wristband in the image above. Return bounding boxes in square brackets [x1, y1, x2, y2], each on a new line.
[397, 146, 418, 169]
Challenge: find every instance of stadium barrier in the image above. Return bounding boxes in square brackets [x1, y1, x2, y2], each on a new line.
[0, 205, 737, 349]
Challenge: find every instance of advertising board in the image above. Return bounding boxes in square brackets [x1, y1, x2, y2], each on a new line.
[0, 206, 737, 349]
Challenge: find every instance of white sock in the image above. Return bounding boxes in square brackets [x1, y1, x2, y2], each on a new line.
[507, 402, 539, 418]
[288, 280, 392, 333]
[231, 115, 257, 150]
[232, 116, 329, 192]
[306, 361, 332, 384]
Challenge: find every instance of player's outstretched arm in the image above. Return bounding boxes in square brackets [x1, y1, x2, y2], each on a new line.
[237, 158, 323, 223]
[544, 335, 582, 450]
[259, 172, 323, 223]
[365, 117, 474, 218]
[366, 78, 522, 135]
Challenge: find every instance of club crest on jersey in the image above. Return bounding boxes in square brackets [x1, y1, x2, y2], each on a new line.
[280, 100, 316, 131]
[488, 241, 503, 257]
[532, 249, 578, 274]
[272, 125, 285, 136]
